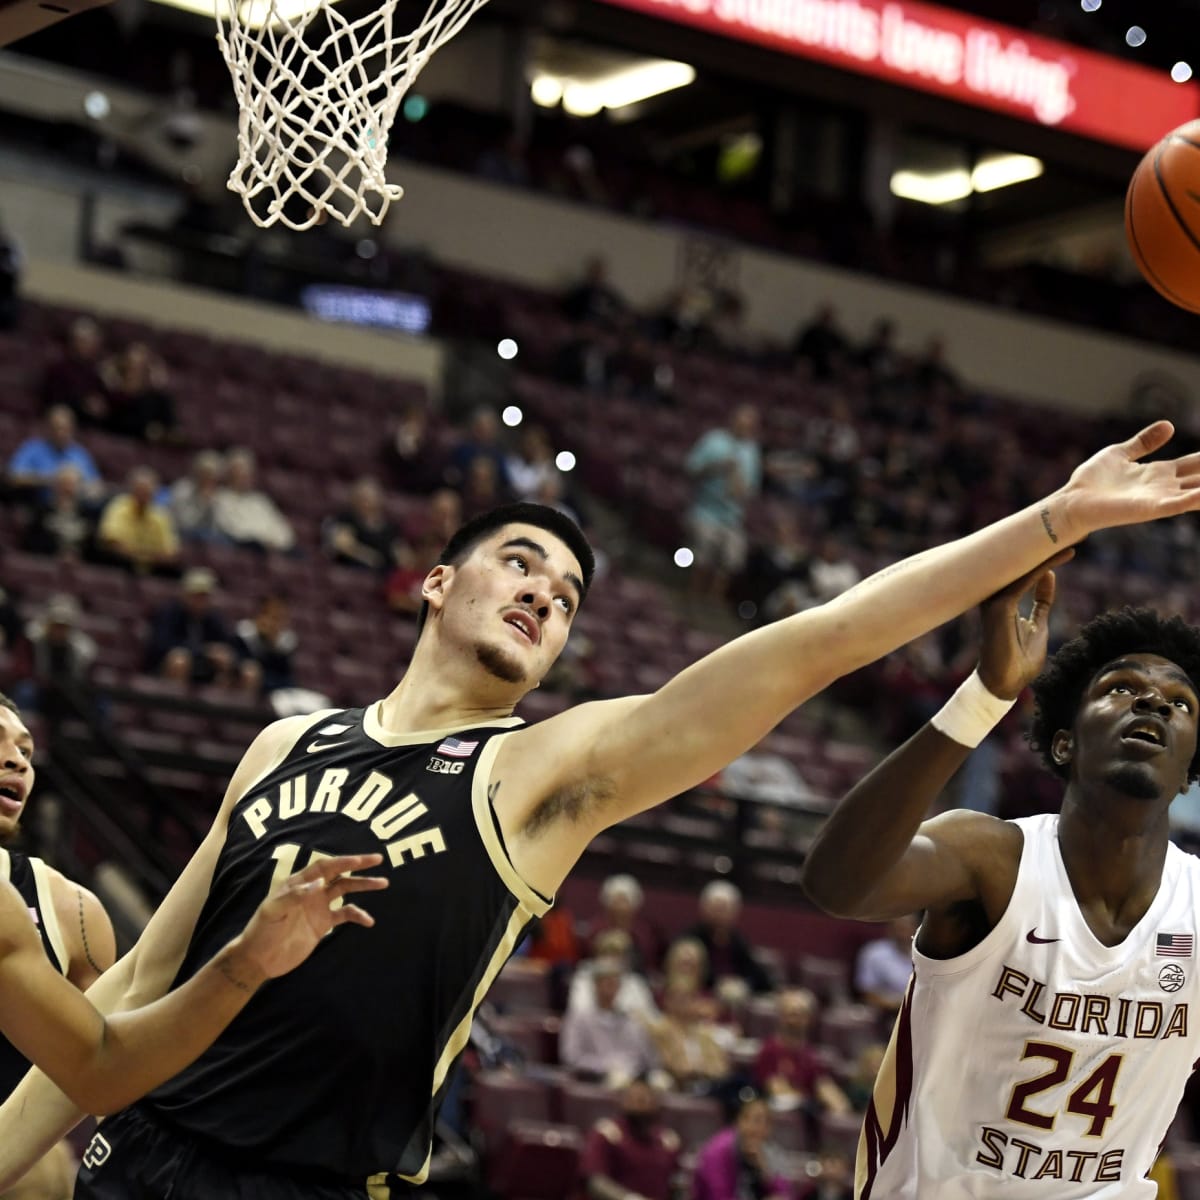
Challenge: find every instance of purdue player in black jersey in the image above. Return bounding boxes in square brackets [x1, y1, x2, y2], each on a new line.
[0, 693, 117, 1200]
[0, 691, 388, 1170]
[4, 423, 1200, 1199]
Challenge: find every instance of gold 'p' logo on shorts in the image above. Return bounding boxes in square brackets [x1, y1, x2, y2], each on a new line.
[82, 1133, 112, 1170]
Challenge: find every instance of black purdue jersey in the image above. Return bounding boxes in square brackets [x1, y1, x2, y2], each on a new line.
[0, 847, 68, 1098]
[147, 705, 549, 1187]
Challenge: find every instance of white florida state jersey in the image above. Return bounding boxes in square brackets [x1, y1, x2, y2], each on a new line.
[856, 813, 1200, 1199]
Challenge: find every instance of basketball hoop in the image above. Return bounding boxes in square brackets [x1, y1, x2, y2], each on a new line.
[215, 0, 491, 229]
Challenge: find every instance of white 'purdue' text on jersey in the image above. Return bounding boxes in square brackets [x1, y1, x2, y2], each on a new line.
[857, 813, 1200, 1198]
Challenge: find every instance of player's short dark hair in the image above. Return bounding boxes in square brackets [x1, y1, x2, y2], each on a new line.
[416, 502, 595, 632]
[1029, 607, 1200, 782]
[0, 692, 19, 718]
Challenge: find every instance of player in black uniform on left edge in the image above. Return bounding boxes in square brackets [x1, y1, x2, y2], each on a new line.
[0, 692, 117, 1200]
[0, 690, 389, 1133]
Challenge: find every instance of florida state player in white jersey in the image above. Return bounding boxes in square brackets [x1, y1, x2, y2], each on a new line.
[804, 564, 1200, 1198]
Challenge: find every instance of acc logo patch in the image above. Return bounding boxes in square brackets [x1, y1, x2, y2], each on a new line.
[1159, 963, 1187, 993]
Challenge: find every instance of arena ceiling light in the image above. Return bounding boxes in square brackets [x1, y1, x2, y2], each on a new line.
[532, 59, 695, 117]
[890, 154, 1043, 205]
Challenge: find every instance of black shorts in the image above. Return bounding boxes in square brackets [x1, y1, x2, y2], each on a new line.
[74, 1105, 377, 1200]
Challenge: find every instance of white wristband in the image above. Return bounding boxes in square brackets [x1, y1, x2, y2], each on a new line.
[930, 670, 1016, 748]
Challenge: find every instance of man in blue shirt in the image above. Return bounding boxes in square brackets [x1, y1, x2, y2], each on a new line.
[6, 406, 103, 502]
[685, 404, 762, 601]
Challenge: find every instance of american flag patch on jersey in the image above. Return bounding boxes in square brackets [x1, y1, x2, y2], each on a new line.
[436, 737, 479, 758]
[1157, 932, 1194, 957]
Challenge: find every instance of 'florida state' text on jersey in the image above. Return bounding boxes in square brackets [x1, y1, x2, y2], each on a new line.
[146, 706, 548, 1192]
[0, 847, 68, 1099]
[858, 813, 1200, 1199]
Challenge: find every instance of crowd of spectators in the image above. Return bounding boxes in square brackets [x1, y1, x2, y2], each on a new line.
[486, 872, 889, 1198]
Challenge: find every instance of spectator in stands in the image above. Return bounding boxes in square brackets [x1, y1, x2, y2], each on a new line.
[145, 567, 239, 686]
[444, 407, 510, 492]
[650, 980, 730, 1093]
[588, 874, 659, 975]
[5, 406, 103, 503]
[855, 915, 917, 1020]
[795, 1150, 853, 1200]
[233, 595, 298, 696]
[213, 447, 296, 554]
[844, 1043, 886, 1113]
[41, 316, 109, 427]
[0, 216, 19, 331]
[793, 305, 849, 381]
[911, 336, 959, 392]
[719, 738, 823, 823]
[560, 956, 658, 1085]
[383, 403, 445, 495]
[168, 450, 227, 543]
[659, 938, 718, 1020]
[101, 342, 178, 442]
[807, 536, 861, 605]
[14, 594, 97, 715]
[22, 464, 96, 561]
[754, 989, 850, 1116]
[568, 929, 659, 1024]
[505, 425, 559, 502]
[386, 534, 443, 620]
[97, 466, 181, 576]
[692, 1093, 789, 1200]
[685, 405, 761, 601]
[563, 256, 627, 327]
[579, 1077, 680, 1200]
[0, 585, 28, 684]
[323, 477, 402, 571]
[681, 881, 771, 995]
[856, 317, 901, 383]
[411, 486, 463, 548]
[460, 455, 508, 520]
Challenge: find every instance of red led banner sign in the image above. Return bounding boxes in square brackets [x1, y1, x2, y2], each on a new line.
[598, 0, 1200, 150]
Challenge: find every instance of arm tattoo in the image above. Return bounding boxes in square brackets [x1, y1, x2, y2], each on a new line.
[216, 955, 257, 993]
[1040, 506, 1059, 544]
[76, 887, 104, 976]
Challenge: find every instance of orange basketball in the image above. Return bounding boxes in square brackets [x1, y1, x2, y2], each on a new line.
[1126, 119, 1200, 313]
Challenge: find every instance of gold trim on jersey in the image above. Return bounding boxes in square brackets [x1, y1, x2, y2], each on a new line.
[471, 732, 552, 919]
[29, 857, 69, 975]
[391, 904, 533, 1188]
[362, 703, 523, 750]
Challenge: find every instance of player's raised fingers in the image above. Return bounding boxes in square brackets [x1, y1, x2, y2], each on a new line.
[330, 904, 376, 929]
[327, 874, 389, 897]
[297, 853, 384, 884]
[1030, 569, 1057, 622]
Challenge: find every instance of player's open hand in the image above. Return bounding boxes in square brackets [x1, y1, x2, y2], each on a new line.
[240, 853, 388, 980]
[1061, 421, 1200, 537]
[977, 550, 1073, 700]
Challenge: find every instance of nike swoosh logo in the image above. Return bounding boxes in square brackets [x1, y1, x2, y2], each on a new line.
[307, 740, 351, 754]
[1026, 930, 1060, 944]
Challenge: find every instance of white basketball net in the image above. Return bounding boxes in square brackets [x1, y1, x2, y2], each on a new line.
[215, 0, 491, 229]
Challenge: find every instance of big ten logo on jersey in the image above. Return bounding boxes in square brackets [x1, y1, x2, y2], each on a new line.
[82, 1132, 112, 1170]
[426, 757, 464, 775]
[241, 766, 446, 870]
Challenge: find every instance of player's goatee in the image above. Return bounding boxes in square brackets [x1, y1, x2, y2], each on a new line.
[474, 642, 525, 684]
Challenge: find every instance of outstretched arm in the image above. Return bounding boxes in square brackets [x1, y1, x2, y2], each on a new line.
[0, 853, 385, 1116]
[801, 560, 1062, 919]
[497, 424, 1191, 891]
